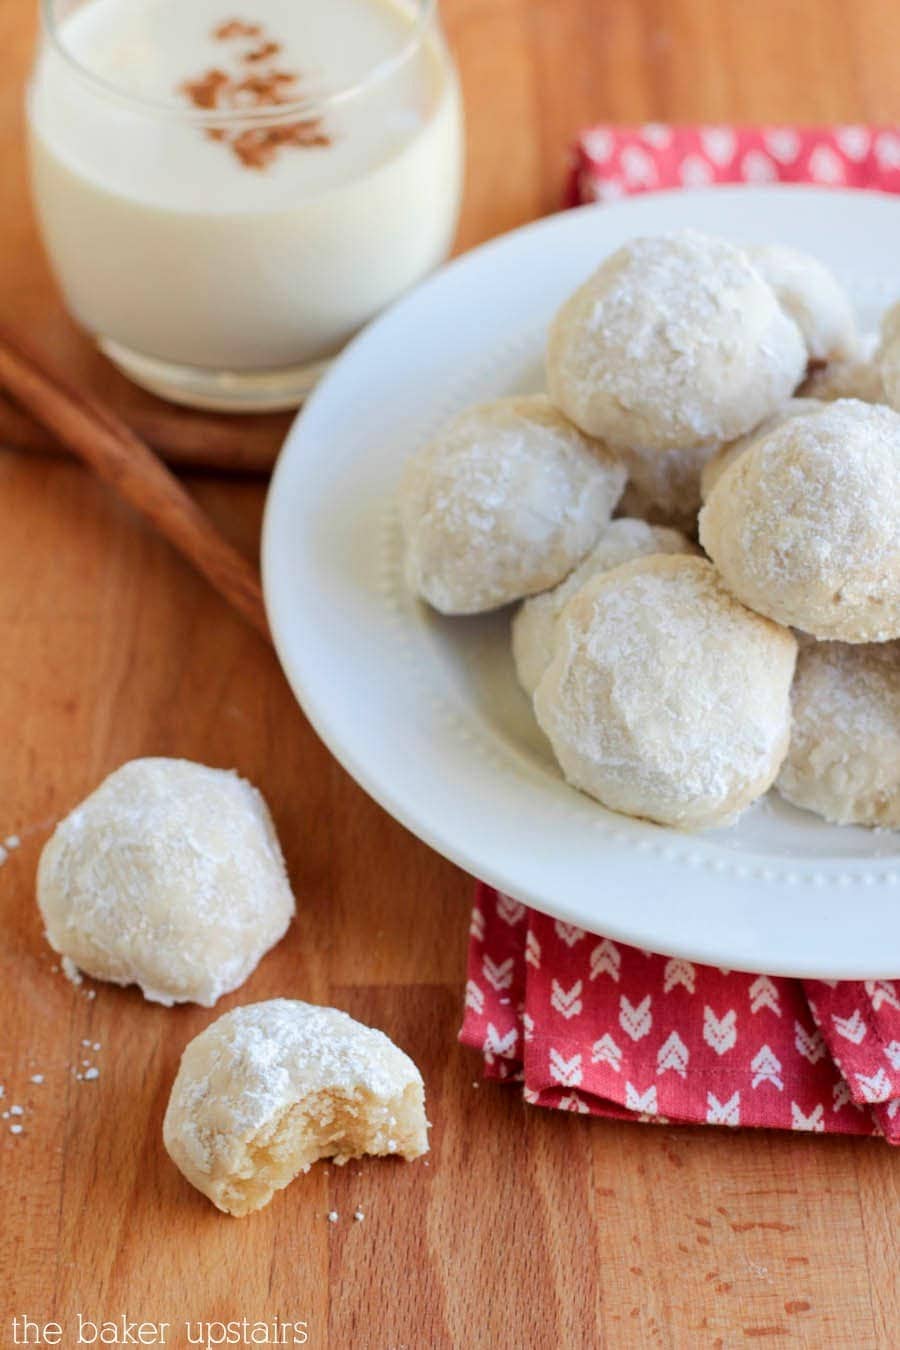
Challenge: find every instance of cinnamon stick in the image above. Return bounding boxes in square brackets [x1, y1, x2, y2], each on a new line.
[0, 330, 271, 642]
[0, 390, 285, 475]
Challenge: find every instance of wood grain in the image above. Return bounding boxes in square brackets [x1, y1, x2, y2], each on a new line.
[0, 331, 269, 640]
[4, 1, 900, 1346]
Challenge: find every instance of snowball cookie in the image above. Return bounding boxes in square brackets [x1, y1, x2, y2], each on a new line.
[399, 394, 626, 614]
[533, 555, 797, 829]
[37, 759, 294, 1006]
[546, 231, 806, 452]
[777, 642, 900, 827]
[512, 519, 696, 696]
[799, 332, 884, 403]
[699, 398, 824, 501]
[880, 300, 900, 352]
[699, 400, 900, 642]
[163, 999, 428, 1216]
[876, 303, 900, 410]
[745, 244, 858, 363]
[616, 441, 717, 532]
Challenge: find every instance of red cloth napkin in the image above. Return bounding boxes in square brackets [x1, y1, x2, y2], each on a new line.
[462, 884, 900, 1140]
[460, 126, 900, 1141]
[565, 123, 900, 206]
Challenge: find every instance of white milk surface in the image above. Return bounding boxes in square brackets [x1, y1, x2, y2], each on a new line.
[28, 0, 463, 368]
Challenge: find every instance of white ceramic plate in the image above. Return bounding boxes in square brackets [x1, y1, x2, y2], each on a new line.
[263, 185, 900, 979]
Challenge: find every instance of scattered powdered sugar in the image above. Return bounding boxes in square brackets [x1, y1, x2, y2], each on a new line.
[74, 1041, 103, 1082]
[0, 831, 20, 867]
[4, 1043, 105, 1138]
[4, 1100, 28, 1137]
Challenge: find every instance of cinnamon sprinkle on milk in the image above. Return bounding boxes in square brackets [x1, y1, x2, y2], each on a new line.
[180, 18, 331, 169]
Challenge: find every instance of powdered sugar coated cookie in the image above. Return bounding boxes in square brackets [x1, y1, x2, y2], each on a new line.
[164, 999, 428, 1215]
[533, 555, 797, 829]
[546, 231, 806, 452]
[699, 400, 900, 642]
[399, 395, 625, 614]
[777, 641, 900, 827]
[746, 243, 858, 363]
[37, 758, 294, 1006]
[512, 518, 697, 696]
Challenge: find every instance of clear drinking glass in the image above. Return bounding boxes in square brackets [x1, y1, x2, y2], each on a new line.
[27, 0, 464, 411]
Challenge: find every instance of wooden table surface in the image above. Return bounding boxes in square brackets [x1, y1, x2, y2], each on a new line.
[4, 2, 900, 1346]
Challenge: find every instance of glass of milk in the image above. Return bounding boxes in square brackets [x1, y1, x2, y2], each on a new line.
[27, 0, 464, 411]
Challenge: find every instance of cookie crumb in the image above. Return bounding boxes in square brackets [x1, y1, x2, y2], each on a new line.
[353, 1208, 365, 1222]
[9, 1105, 23, 1117]
[4, 835, 19, 849]
[9, 1123, 22, 1135]
[327, 1210, 339, 1224]
[30, 1075, 43, 1085]
[83, 1067, 100, 1081]
[61, 956, 83, 986]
